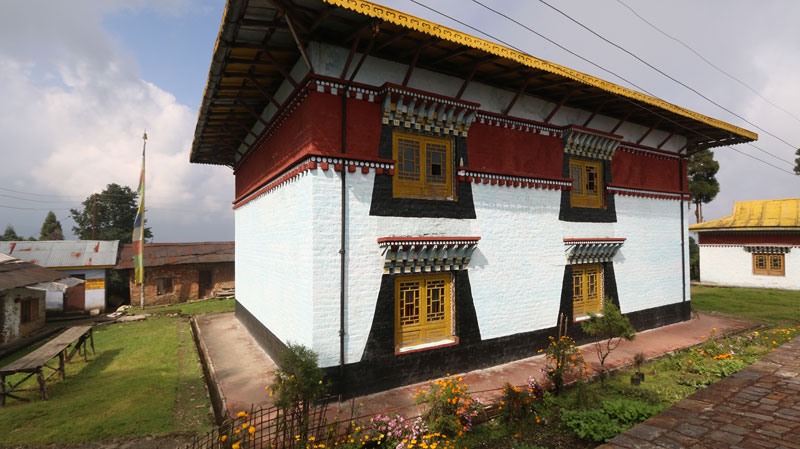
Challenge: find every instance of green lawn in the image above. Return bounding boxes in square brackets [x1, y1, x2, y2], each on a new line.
[137, 298, 235, 316]
[691, 285, 800, 325]
[0, 317, 212, 445]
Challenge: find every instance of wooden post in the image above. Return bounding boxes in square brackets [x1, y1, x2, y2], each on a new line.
[89, 329, 95, 355]
[1, 374, 6, 406]
[37, 369, 47, 401]
[58, 351, 66, 380]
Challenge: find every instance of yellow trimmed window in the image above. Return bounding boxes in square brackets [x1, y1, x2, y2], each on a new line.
[393, 132, 453, 200]
[753, 254, 785, 276]
[569, 158, 604, 208]
[395, 273, 453, 350]
[572, 264, 603, 319]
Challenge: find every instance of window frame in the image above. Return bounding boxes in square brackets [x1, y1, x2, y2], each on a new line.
[20, 297, 39, 324]
[156, 277, 175, 296]
[569, 157, 604, 209]
[572, 264, 604, 321]
[752, 253, 785, 276]
[394, 273, 456, 352]
[392, 131, 454, 200]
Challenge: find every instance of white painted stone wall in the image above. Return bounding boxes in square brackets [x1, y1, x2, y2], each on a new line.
[235, 172, 315, 348]
[302, 169, 689, 368]
[699, 246, 800, 290]
[0, 287, 46, 343]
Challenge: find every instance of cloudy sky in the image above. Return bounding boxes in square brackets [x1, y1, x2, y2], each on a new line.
[1, 0, 798, 242]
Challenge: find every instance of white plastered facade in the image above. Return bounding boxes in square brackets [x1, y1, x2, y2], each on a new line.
[699, 246, 800, 290]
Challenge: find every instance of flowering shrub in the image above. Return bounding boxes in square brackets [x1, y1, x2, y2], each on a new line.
[369, 413, 428, 449]
[498, 378, 547, 424]
[414, 375, 483, 437]
[219, 411, 256, 449]
[541, 336, 588, 394]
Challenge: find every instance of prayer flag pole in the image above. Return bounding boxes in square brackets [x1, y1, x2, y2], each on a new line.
[133, 131, 147, 309]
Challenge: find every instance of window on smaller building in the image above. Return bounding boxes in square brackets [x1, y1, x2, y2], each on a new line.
[393, 132, 453, 200]
[20, 297, 39, 323]
[394, 273, 454, 350]
[569, 158, 604, 208]
[572, 264, 603, 319]
[157, 277, 175, 295]
[753, 254, 785, 276]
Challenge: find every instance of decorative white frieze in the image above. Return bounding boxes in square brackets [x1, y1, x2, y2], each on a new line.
[743, 245, 792, 254]
[380, 87, 478, 137]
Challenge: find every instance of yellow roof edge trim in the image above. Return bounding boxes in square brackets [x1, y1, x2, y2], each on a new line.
[323, 0, 757, 141]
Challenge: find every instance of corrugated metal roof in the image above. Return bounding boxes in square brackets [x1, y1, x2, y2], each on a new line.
[689, 198, 800, 231]
[0, 253, 68, 290]
[115, 242, 234, 269]
[0, 240, 120, 268]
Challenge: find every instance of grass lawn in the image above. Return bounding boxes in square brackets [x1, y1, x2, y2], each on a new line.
[691, 285, 800, 325]
[0, 316, 213, 445]
[136, 298, 235, 316]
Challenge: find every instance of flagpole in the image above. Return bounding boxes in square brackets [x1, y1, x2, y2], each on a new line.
[140, 131, 147, 310]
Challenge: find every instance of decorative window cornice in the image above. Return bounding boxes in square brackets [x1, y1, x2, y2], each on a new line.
[563, 125, 623, 161]
[378, 237, 480, 274]
[380, 86, 478, 137]
[744, 245, 792, 254]
[564, 238, 625, 265]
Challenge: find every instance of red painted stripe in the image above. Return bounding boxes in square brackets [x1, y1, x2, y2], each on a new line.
[377, 236, 481, 243]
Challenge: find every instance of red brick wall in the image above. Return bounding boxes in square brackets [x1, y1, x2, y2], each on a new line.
[127, 262, 235, 307]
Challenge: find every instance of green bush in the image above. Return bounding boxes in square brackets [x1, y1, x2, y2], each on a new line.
[560, 409, 623, 443]
[580, 303, 635, 388]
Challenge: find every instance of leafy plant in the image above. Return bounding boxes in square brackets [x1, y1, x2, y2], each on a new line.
[580, 302, 636, 388]
[266, 344, 328, 441]
[601, 399, 660, 426]
[560, 409, 623, 443]
[414, 375, 483, 437]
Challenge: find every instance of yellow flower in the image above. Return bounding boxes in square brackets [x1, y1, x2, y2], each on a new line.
[242, 423, 249, 429]
[221, 435, 228, 442]
[237, 411, 248, 418]
[249, 426, 256, 434]
[232, 443, 240, 449]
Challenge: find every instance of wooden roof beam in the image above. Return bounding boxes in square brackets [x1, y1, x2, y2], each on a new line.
[582, 99, 610, 128]
[544, 90, 576, 124]
[610, 111, 631, 134]
[502, 79, 530, 116]
[246, 75, 282, 109]
[235, 98, 269, 126]
[636, 119, 663, 144]
[456, 56, 498, 99]
[657, 131, 676, 149]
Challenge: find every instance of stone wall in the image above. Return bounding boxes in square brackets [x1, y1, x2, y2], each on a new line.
[0, 287, 46, 344]
[126, 262, 235, 307]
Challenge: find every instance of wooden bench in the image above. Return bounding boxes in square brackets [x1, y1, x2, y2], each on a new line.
[0, 325, 94, 405]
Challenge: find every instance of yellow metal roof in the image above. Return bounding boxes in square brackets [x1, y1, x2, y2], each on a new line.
[322, 0, 757, 142]
[689, 198, 800, 231]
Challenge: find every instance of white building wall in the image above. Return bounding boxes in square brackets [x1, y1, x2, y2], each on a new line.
[44, 268, 107, 311]
[235, 172, 315, 348]
[699, 246, 800, 290]
[306, 169, 688, 368]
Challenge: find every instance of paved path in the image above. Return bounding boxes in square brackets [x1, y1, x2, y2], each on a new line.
[195, 312, 754, 420]
[600, 336, 800, 449]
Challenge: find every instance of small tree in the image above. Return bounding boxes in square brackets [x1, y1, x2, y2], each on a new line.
[69, 183, 152, 242]
[688, 149, 720, 223]
[581, 302, 636, 388]
[267, 344, 327, 440]
[39, 211, 64, 240]
[689, 236, 700, 281]
[795, 148, 800, 175]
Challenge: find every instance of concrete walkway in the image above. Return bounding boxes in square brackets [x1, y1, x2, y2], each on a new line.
[600, 336, 800, 449]
[195, 312, 755, 420]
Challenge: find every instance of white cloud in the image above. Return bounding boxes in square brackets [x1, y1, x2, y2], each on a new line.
[0, 1, 233, 242]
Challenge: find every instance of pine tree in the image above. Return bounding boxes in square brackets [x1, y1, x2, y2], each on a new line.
[1, 225, 22, 241]
[39, 211, 64, 240]
[688, 149, 720, 223]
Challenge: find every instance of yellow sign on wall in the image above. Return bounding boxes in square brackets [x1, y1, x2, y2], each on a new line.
[85, 278, 105, 290]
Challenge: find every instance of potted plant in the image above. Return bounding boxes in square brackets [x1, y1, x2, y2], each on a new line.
[633, 352, 646, 382]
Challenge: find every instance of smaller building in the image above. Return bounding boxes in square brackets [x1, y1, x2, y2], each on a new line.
[115, 242, 234, 306]
[0, 241, 119, 313]
[0, 254, 67, 344]
[690, 198, 800, 290]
